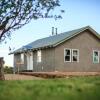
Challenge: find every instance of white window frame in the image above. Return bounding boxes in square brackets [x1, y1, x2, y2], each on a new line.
[37, 50, 42, 63]
[72, 49, 79, 62]
[93, 50, 99, 63]
[64, 48, 71, 62]
[21, 53, 24, 63]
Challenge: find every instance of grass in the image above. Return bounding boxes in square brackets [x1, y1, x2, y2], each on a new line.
[0, 76, 100, 100]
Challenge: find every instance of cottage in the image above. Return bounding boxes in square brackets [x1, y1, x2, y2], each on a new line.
[10, 26, 100, 72]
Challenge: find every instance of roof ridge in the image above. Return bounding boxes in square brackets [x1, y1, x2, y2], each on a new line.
[27, 25, 90, 45]
[10, 25, 100, 54]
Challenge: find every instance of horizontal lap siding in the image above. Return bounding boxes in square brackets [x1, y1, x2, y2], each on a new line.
[55, 30, 100, 72]
[33, 48, 55, 72]
[14, 54, 27, 72]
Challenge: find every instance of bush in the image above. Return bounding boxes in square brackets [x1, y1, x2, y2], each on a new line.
[4, 66, 13, 74]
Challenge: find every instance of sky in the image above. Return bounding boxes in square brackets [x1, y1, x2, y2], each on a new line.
[0, 0, 100, 66]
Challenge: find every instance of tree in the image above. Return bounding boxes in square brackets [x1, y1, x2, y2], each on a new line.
[0, 0, 63, 42]
[0, 57, 5, 80]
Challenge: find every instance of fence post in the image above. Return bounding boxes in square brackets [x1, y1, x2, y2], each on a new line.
[0, 57, 5, 80]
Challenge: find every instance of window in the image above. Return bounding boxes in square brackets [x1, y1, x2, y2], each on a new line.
[72, 49, 79, 62]
[64, 49, 71, 62]
[21, 53, 24, 63]
[64, 49, 79, 62]
[37, 50, 42, 62]
[93, 50, 99, 63]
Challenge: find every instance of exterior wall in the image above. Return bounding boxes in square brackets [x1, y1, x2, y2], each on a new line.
[55, 30, 100, 72]
[14, 30, 100, 72]
[33, 48, 55, 72]
[14, 53, 27, 72]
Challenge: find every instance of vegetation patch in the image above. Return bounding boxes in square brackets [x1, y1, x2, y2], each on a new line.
[4, 66, 13, 74]
[0, 76, 100, 100]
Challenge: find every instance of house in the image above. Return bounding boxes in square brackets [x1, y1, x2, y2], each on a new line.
[10, 26, 100, 72]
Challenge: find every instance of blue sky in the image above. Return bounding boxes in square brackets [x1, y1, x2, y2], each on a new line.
[0, 0, 100, 66]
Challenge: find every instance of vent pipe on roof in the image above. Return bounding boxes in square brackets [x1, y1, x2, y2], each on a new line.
[55, 28, 57, 35]
[52, 27, 54, 35]
[52, 27, 58, 36]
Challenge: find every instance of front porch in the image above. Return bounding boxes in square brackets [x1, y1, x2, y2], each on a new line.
[19, 71, 100, 78]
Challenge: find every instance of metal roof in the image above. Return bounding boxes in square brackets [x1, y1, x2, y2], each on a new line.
[10, 26, 100, 54]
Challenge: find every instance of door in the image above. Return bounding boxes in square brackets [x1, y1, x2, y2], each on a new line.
[27, 52, 33, 70]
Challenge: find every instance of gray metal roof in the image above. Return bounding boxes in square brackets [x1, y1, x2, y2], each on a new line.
[10, 26, 100, 54]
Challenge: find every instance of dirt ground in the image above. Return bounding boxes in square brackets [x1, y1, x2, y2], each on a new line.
[4, 74, 42, 80]
[4, 72, 100, 80]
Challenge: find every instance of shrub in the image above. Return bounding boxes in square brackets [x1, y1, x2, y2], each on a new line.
[4, 66, 13, 74]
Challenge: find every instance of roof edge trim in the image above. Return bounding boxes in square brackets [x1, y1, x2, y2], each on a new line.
[53, 26, 100, 47]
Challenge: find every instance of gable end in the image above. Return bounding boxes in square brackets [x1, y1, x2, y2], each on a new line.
[53, 26, 100, 47]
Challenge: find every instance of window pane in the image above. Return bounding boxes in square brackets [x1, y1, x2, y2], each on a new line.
[38, 57, 41, 62]
[65, 56, 70, 61]
[65, 49, 71, 62]
[94, 57, 98, 62]
[21, 54, 24, 63]
[72, 50, 79, 62]
[94, 52, 98, 56]
[37, 50, 42, 62]
[66, 50, 70, 55]
[73, 56, 77, 61]
[73, 50, 78, 55]
[93, 51, 99, 63]
[37, 50, 41, 56]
